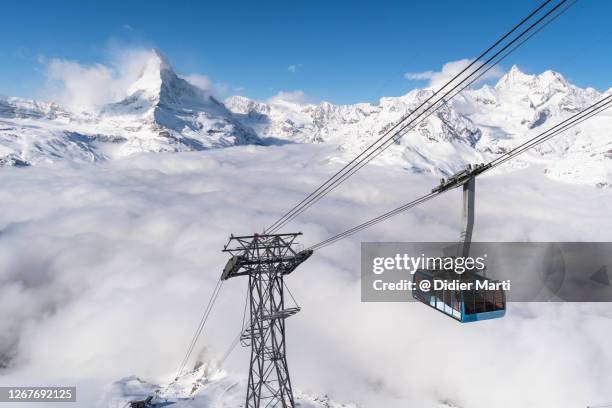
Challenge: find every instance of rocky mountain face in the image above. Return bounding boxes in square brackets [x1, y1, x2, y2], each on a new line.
[1, 51, 610, 186]
[0, 50, 260, 166]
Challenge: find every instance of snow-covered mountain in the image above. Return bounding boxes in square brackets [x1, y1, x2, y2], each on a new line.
[1, 50, 610, 186]
[226, 65, 612, 186]
[0, 50, 260, 166]
[104, 363, 358, 408]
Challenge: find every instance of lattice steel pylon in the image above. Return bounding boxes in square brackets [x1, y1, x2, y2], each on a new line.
[221, 233, 312, 408]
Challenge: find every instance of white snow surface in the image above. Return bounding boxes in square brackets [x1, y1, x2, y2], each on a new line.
[0, 144, 611, 407]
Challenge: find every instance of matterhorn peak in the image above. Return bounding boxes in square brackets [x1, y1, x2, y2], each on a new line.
[126, 49, 179, 99]
[150, 48, 173, 71]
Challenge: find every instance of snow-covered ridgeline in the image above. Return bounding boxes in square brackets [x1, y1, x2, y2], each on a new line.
[1, 50, 611, 186]
[225, 65, 612, 186]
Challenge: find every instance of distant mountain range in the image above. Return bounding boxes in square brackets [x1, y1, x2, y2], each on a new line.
[1, 50, 610, 186]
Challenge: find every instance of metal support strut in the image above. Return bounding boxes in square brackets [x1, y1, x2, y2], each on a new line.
[458, 176, 475, 258]
[432, 163, 486, 258]
[221, 233, 312, 408]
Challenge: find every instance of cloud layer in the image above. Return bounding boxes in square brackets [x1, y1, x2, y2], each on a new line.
[288, 64, 302, 73]
[0, 145, 611, 407]
[405, 58, 505, 89]
[41, 48, 156, 109]
[267, 90, 309, 105]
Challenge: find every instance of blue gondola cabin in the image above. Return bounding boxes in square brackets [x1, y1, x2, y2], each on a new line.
[412, 269, 506, 322]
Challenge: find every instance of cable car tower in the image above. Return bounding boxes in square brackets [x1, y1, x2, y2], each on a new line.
[221, 233, 313, 408]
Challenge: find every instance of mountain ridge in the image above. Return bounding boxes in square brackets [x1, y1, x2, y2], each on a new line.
[1, 52, 610, 186]
[225, 64, 611, 186]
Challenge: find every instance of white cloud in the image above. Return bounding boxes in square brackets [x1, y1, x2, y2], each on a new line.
[0, 145, 611, 407]
[405, 58, 505, 90]
[43, 59, 120, 108]
[288, 64, 302, 73]
[268, 90, 309, 105]
[41, 48, 157, 109]
[184, 73, 213, 91]
[183, 74, 229, 98]
[40, 48, 225, 109]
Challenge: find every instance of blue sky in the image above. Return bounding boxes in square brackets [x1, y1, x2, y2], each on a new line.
[0, 0, 610, 105]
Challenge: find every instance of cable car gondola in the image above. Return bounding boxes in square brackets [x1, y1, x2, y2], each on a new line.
[412, 165, 507, 322]
[413, 268, 506, 322]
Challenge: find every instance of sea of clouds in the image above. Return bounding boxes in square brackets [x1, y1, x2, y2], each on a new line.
[0, 143, 611, 407]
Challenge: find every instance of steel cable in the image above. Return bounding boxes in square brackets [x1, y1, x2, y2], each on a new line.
[308, 95, 612, 250]
[266, 0, 569, 234]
